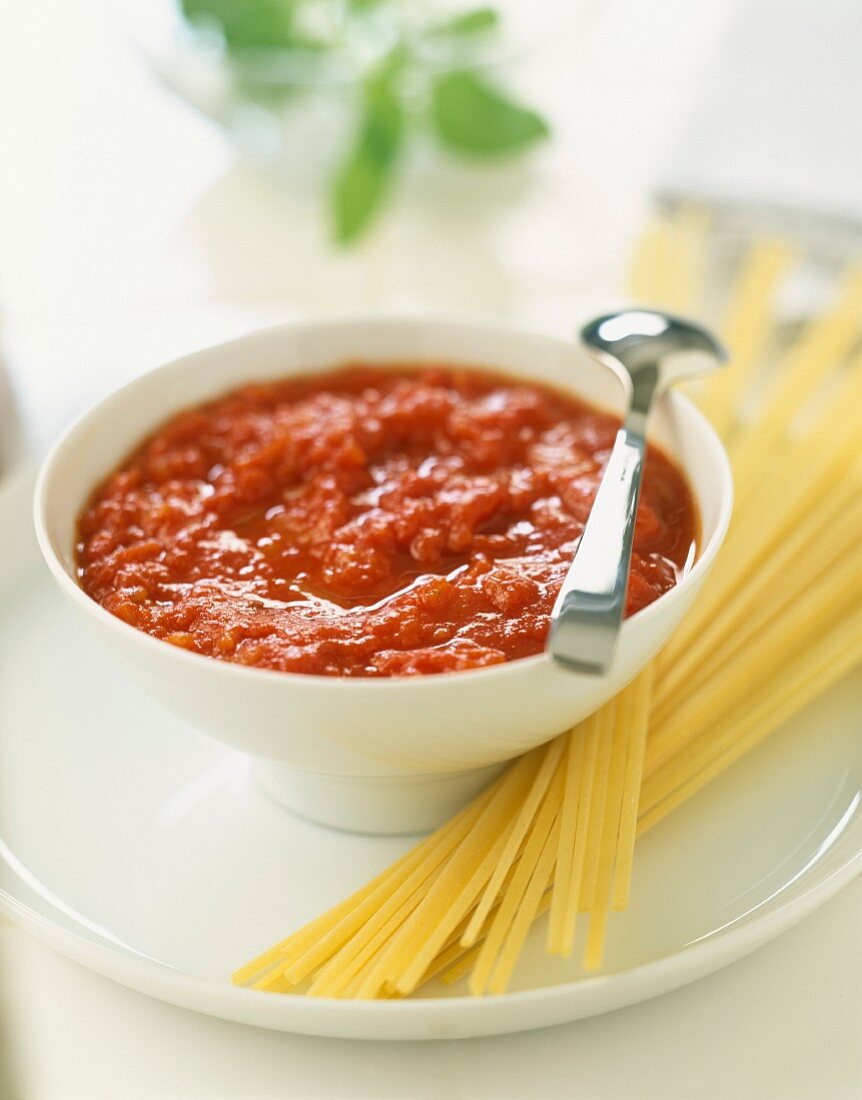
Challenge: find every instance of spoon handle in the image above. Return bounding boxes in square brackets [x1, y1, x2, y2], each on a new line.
[547, 402, 651, 674]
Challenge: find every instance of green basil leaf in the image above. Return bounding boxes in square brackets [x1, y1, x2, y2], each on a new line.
[330, 67, 404, 244]
[431, 69, 548, 157]
[181, 0, 297, 51]
[428, 7, 500, 37]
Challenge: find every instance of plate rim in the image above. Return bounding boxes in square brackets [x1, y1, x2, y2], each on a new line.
[2, 827, 861, 1040]
[2, 461, 861, 1039]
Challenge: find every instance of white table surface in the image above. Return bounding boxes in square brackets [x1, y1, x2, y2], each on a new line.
[2, 1, 861, 1096]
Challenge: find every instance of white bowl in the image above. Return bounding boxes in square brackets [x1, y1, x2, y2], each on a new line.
[34, 317, 733, 833]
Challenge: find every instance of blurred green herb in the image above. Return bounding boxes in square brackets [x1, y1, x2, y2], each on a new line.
[431, 69, 548, 156]
[181, 0, 298, 50]
[331, 58, 405, 243]
[428, 7, 500, 37]
[179, 0, 549, 244]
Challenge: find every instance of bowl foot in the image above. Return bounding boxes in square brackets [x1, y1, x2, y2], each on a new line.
[253, 761, 504, 835]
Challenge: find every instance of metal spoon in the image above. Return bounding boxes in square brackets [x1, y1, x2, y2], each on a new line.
[547, 309, 726, 675]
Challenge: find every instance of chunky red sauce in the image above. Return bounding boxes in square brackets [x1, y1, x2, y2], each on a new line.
[77, 365, 697, 677]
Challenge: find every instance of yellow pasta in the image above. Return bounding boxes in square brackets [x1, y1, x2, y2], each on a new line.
[612, 668, 651, 909]
[583, 697, 630, 969]
[639, 607, 862, 834]
[699, 238, 792, 436]
[579, 703, 616, 910]
[556, 711, 601, 956]
[468, 766, 565, 996]
[487, 818, 559, 994]
[546, 724, 585, 952]
[463, 736, 565, 947]
[628, 206, 710, 312]
[233, 217, 862, 1000]
[730, 263, 862, 496]
[354, 754, 540, 998]
[654, 472, 861, 711]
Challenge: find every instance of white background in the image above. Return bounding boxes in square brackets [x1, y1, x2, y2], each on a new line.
[2, 1, 861, 1096]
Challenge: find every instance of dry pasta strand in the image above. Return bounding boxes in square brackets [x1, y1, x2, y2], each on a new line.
[547, 725, 585, 952]
[611, 669, 652, 910]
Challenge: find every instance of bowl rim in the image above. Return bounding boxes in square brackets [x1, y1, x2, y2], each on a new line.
[33, 313, 734, 692]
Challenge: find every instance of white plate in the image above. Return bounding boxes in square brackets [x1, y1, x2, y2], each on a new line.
[1, 464, 861, 1040]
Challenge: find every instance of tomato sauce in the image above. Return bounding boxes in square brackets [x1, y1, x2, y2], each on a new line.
[76, 365, 697, 676]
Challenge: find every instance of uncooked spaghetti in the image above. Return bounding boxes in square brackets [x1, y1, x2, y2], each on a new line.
[233, 217, 862, 998]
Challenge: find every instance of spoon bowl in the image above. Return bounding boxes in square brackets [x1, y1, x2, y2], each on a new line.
[580, 310, 727, 382]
